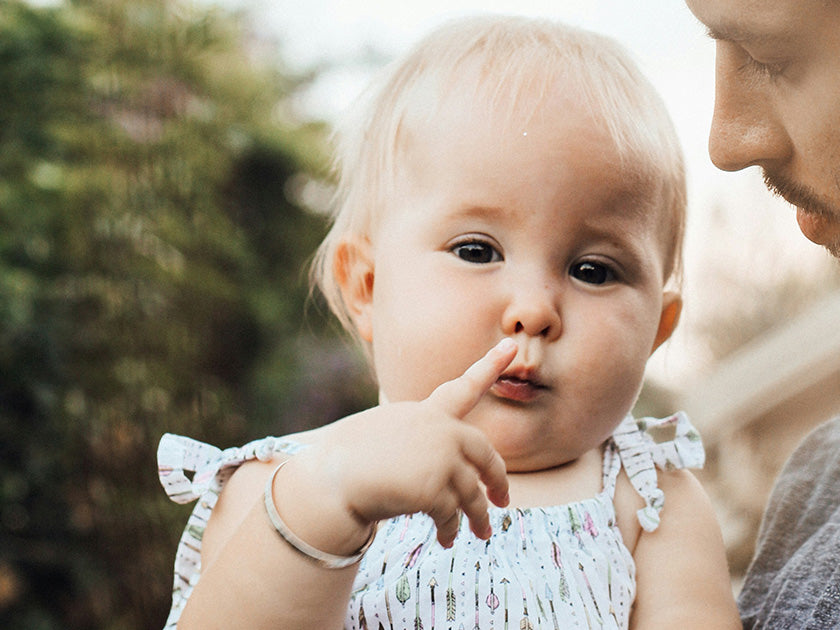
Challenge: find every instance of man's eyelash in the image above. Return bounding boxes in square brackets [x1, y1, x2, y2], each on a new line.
[739, 56, 786, 80]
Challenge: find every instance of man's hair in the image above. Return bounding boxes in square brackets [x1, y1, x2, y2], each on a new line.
[312, 14, 686, 336]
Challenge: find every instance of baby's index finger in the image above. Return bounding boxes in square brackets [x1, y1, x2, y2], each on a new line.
[429, 338, 517, 418]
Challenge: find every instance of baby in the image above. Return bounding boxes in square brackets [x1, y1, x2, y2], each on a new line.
[158, 14, 739, 629]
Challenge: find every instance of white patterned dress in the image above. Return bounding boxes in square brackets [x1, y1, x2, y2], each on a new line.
[157, 412, 703, 629]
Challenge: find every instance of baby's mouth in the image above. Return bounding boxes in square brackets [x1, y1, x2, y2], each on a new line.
[492, 372, 548, 403]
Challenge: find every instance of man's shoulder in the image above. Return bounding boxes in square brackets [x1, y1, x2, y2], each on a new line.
[738, 415, 840, 629]
[781, 415, 840, 489]
[795, 414, 840, 450]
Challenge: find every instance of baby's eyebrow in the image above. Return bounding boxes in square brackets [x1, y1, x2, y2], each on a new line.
[443, 204, 513, 225]
[453, 204, 508, 218]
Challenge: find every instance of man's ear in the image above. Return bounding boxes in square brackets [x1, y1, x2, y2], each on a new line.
[651, 291, 682, 354]
[334, 236, 375, 342]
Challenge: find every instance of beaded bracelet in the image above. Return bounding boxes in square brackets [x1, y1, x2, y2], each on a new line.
[263, 460, 376, 569]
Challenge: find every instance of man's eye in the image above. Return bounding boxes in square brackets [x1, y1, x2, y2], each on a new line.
[571, 261, 614, 285]
[451, 241, 502, 264]
[739, 53, 787, 81]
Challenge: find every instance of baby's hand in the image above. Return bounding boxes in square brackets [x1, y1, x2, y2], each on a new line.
[321, 338, 517, 548]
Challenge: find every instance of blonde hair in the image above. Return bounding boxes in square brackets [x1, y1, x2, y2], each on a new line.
[312, 14, 686, 337]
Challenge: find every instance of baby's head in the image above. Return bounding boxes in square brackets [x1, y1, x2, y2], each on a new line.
[313, 14, 685, 344]
[312, 15, 687, 469]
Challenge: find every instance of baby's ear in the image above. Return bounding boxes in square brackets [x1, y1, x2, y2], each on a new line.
[651, 291, 682, 354]
[334, 236, 375, 342]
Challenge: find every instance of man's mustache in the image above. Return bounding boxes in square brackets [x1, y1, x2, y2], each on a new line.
[762, 169, 837, 220]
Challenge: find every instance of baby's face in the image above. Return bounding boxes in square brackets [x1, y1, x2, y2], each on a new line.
[361, 86, 677, 472]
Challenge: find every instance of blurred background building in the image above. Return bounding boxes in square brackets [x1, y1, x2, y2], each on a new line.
[683, 290, 840, 579]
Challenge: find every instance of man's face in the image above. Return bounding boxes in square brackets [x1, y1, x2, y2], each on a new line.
[686, 0, 840, 256]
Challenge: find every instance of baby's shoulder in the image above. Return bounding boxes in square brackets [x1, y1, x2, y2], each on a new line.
[215, 427, 320, 513]
[652, 467, 712, 529]
[612, 466, 702, 552]
[198, 429, 319, 563]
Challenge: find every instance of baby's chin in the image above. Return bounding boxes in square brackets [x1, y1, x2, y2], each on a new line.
[498, 445, 582, 474]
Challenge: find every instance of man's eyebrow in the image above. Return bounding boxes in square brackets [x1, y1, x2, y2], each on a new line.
[703, 23, 786, 46]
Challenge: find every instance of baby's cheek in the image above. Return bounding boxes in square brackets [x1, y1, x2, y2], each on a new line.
[587, 343, 647, 408]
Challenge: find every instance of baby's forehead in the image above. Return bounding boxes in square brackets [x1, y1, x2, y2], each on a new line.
[377, 62, 683, 274]
[395, 81, 667, 192]
[392, 105, 676, 234]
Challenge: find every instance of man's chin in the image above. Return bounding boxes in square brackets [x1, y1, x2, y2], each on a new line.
[796, 207, 840, 257]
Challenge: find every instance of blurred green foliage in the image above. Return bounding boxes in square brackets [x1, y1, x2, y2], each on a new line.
[0, 0, 374, 627]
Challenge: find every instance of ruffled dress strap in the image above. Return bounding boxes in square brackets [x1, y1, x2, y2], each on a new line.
[609, 411, 704, 532]
[157, 433, 306, 629]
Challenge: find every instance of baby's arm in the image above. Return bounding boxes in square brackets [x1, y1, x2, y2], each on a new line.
[629, 470, 740, 629]
[175, 339, 516, 630]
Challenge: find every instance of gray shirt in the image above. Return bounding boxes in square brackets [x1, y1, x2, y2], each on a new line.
[738, 415, 840, 629]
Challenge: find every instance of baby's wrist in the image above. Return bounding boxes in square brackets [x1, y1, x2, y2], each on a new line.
[267, 454, 377, 562]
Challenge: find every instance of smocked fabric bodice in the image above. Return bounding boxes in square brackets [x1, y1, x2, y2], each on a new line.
[347, 475, 628, 628]
[157, 412, 703, 629]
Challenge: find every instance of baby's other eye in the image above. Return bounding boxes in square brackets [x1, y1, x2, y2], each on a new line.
[451, 241, 502, 264]
[571, 261, 615, 285]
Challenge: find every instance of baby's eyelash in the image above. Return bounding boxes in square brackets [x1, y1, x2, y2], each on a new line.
[449, 238, 503, 264]
[570, 260, 617, 285]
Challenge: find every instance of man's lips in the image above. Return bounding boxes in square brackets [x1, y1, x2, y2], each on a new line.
[796, 207, 840, 250]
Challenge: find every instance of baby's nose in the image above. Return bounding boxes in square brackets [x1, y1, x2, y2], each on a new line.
[500, 283, 561, 341]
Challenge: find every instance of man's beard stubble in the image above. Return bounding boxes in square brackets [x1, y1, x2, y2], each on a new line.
[763, 168, 840, 258]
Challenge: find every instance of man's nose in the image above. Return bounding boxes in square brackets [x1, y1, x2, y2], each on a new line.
[708, 42, 792, 172]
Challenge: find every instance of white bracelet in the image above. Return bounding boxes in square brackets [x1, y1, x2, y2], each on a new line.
[263, 460, 376, 569]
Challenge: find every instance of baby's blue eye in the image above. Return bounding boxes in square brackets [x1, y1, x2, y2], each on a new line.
[571, 261, 614, 285]
[452, 241, 502, 264]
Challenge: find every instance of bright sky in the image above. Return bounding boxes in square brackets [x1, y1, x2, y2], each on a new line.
[222, 0, 833, 389]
